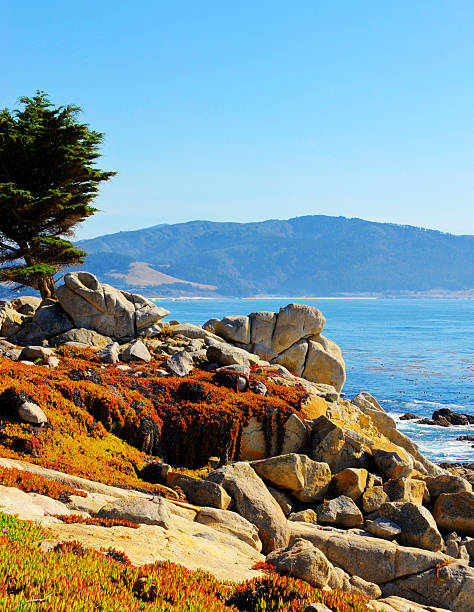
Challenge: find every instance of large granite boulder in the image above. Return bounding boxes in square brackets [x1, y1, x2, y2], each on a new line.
[267, 538, 381, 598]
[208, 303, 346, 392]
[251, 454, 331, 503]
[433, 491, 474, 536]
[56, 272, 169, 338]
[379, 502, 443, 551]
[206, 461, 290, 553]
[16, 300, 73, 344]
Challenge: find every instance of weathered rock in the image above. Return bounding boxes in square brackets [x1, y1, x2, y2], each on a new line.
[273, 340, 309, 377]
[249, 311, 277, 359]
[122, 339, 151, 363]
[281, 414, 309, 455]
[165, 473, 231, 509]
[214, 315, 250, 345]
[363, 486, 389, 513]
[299, 395, 328, 421]
[37, 538, 62, 553]
[433, 491, 474, 536]
[267, 538, 381, 598]
[206, 343, 260, 367]
[50, 328, 112, 348]
[267, 538, 334, 588]
[19, 346, 54, 361]
[166, 350, 194, 376]
[289, 509, 318, 524]
[240, 416, 277, 460]
[425, 474, 472, 499]
[379, 502, 443, 551]
[16, 300, 74, 345]
[97, 497, 171, 528]
[195, 507, 262, 552]
[206, 461, 290, 553]
[384, 478, 427, 505]
[373, 448, 413, 480]
[0, 307, 26, 337]
[310, 416, 374, 473]
[45, 355, 60, 368]
[97, 342, 120, 364]
[366, 518, 402, 539]
[267, 486, 295, 517]
[381, 561, 474, 612]
[17, 401, 48, 425]
[56, 272, 167, 338]
[290, 522, 447, 585]
[353, 393, 444, 478]
[272, 304, 325, 354]
[10, 296, 42, 315]
[304, 604, 332, 612]
[27, 493, 72, 516]
[0, 485, 60, 523]
[173, 323, 223, 343]
[315, 495, 363, 527]
[330, 468, 368, 502]
[302, 336, 346, 392]
[251, 454, 331, 503]
[253, 380, 268, 396]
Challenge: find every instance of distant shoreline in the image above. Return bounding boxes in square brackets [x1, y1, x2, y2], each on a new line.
[147, 293, 474, 300]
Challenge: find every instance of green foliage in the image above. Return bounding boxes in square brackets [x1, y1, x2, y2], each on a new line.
[0, 513, 372, 611]
[0, 91, 115, 297]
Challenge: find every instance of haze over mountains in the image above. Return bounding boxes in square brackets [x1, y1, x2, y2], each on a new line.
[75, 216, 474, 298]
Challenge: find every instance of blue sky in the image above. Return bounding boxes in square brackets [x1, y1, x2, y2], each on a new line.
[3, 1, 474, 238]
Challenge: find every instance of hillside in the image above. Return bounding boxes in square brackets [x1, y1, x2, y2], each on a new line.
[76, 216, 474, 297]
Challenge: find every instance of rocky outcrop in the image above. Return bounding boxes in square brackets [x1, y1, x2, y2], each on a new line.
[56, 272, 169, 338]
[206, 303, 346, 392]
[206, 461, 290, 553]
[195, 507, 262, 552]
[97, 497, 171, 528]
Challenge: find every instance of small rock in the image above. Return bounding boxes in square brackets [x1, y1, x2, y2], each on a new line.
[373, 448, 413, 480]
[383, 478, 427, 505]
[165, 472, 231, 509]
[253, 381, 267, 396]
[98, 342, 120, 364]
[315, 495, 363, 527]
[366, 517, 402, 539]
[121, 339, 151, 363]
[20, 345, 54, 361]
[363, 486, 389, 513]
[330, 468, 368, 502]
[116, 364, 131, 371]
[399, 413, 420, 420]
[166, 350, 194, 377]
[17, 401, 47, 425]
[37, 538, 62, 553]
[45, 355, 60, 368]
[289, 509, 318, 524]
[304, 604, 332, 612]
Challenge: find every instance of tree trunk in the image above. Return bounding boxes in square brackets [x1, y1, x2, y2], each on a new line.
[37, 275, 56, 300]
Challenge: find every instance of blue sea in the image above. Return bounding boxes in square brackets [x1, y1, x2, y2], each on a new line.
[151, 298, 474, 464]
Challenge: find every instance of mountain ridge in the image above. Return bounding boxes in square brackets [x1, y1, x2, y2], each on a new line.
[76, 215, 474, 297]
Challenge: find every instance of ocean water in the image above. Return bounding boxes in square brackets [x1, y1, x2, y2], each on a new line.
[151, 297, 474, 464]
